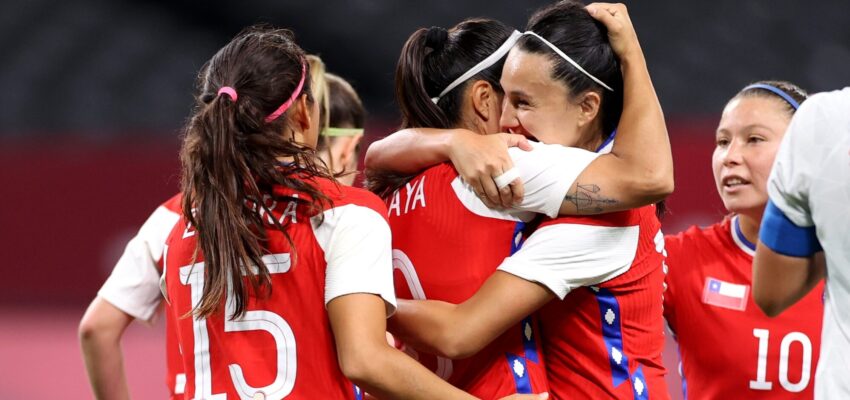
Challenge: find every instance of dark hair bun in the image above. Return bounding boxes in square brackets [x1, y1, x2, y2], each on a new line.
[425, 26, 449, 50]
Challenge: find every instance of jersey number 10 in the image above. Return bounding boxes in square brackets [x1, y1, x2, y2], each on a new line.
[749, 328, 813, 393]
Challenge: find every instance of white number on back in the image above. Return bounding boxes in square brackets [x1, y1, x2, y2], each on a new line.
[179, 253, 296, 400]
[392, 249, 453, 380]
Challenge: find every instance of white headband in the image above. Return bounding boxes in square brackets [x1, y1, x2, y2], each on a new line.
[521, 31, 614, 92]
[431, 30, 524, 104]
[431, 30, 613, 104]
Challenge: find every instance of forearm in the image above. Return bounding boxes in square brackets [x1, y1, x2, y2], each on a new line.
[610, 47, 673, 195]
[80, 331, 131, 400]
[389, 299, 484, 359]
[353, 344, 477, 400]
[79, 297, 135, 400]
[364, 128, 454, 174]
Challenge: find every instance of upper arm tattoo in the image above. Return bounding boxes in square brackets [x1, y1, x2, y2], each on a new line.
[564, 183, 619, 214]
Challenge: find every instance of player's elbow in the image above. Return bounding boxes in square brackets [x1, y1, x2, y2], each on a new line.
[439, 335, 482, 360]
[337, 343, 384, 386]
[637, 168, 674, 202]
[431, 325, 485, 359]
[363, 139, 386, 170]
[753, 290, 786, 318]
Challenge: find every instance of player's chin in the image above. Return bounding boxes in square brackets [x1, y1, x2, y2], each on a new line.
[723, 196, 765, 216]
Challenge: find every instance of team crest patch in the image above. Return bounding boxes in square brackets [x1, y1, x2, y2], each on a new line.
[702, 277, 749, 311]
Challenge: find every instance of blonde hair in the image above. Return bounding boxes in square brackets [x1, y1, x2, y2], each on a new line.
[305, 54, 330, 131]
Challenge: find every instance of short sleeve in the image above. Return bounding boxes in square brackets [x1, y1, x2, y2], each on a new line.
[497, 220, 639, 299]
[766, 95, 826, 228]
[98, 205, 181, 321]
[509, 143, 601, 218]
[312, 204, 397, 316]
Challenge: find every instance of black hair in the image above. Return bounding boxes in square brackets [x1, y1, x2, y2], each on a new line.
[367, 18, 514, 198]
[517, 0, 624, 139]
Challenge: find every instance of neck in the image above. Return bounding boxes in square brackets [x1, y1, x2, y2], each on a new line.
[736, 212, 761, 246]
[573, 122, 605, 151]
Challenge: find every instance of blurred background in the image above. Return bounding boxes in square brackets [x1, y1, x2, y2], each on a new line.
[1, 0, 847, 398]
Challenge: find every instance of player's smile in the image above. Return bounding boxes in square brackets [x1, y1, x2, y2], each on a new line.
[720, 174, 751, 194]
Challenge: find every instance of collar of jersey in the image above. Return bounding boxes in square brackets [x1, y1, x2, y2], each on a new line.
[730, 215, 756, 256]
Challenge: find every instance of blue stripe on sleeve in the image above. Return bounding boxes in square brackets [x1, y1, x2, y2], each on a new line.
[759, 200, 822, 257]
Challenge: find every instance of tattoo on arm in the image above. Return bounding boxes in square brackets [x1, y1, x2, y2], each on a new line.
[564, 183, 619, 214]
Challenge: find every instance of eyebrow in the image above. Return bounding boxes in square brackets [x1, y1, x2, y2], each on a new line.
[716, 123, 777, 135]
[508, 90, 531, 98]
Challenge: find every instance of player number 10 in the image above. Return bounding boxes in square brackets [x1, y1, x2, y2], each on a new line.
[749, 328, 812, 392]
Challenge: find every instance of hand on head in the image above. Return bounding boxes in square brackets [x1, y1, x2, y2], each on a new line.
[585, 3, 641, 60]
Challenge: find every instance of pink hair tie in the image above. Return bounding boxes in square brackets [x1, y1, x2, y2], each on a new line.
[217, 86, 238, 101]
[265, 62, 307, 123]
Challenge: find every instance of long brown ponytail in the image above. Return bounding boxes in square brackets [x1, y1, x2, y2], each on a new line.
[180, 26, 334, 319]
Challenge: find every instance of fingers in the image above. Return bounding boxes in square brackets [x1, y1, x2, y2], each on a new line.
[497, 180, 514, 208]
[478, 176, 502, 208]
[503, 133, 533, 151]
[509, 179, 524, 206]
[586, 3, 626, 30]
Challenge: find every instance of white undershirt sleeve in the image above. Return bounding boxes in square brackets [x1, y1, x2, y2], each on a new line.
[313, 204, 397, 316]
[497, 222, 640, 299]
[98, 205, 180, 321]
[509, 143, 600, 218]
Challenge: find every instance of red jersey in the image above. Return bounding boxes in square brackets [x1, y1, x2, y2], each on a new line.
[664, 216, 823, 399]
[164, 178, 396, 399]
[499, 205, 669, 399]
[158, 195, 187, 400]
[387, 163, 549, 398]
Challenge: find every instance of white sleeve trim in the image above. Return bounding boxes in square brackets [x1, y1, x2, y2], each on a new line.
[497, 223, 639, 299]
[312, 204, 397, 316]
[509, 143, 600, 218]
[98, 205, 181, 321]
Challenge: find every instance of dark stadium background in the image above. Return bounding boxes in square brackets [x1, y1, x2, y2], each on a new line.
[1, 0, 847, 398]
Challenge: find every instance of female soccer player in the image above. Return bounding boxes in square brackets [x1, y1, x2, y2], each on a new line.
[162, 25, 543, 400]
[371, 2, 672, 399]
[317, 73, 366, 186]
[78, 54, 333, 400]
[664, 82, 823, 399]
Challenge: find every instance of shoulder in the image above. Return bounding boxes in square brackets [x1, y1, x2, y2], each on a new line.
[322, 180, 389, 219]
[802, 87, 850, 115]
[785, 88, 850, 144]
[666, 221, 727, 253]
[160, 193, 183, 214]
